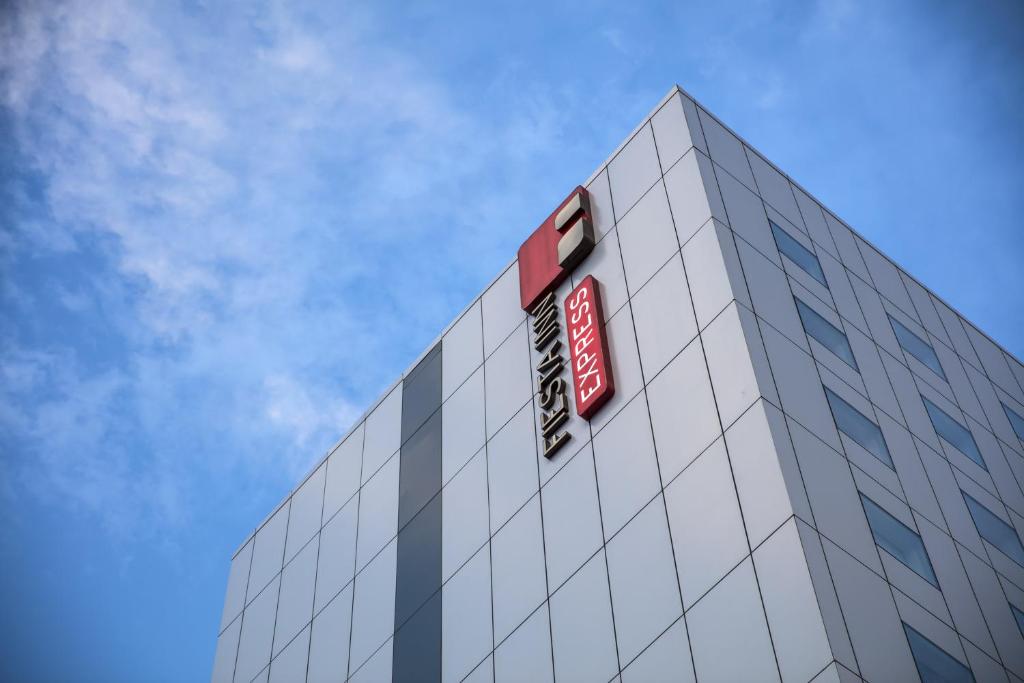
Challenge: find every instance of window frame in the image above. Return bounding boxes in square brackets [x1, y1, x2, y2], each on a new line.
[921, 396, 986, 471]
[962, 491, 1024, 567]
[794, 297, 859, 371]
[1002, 401, 1024, 443]
[860, 494, 939, 588]
[903, 623, 976, 683]
[1011, 602, 1024, 639]
[889, 314, 946, 380]
[824, 387, 894, 469]
[770, 220, 828, 287]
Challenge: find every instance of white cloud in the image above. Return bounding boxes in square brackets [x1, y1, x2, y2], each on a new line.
[0, 0, 581, 542]
[0, 347, 139, 535]
[811, 0, 858, 34]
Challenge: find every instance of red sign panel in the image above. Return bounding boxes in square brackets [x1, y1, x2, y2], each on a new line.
[564, 275, 614, 420]
[517, 186, 594, 311]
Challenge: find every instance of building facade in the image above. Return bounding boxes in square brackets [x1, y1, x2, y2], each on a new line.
[211, 86, 1024, 683]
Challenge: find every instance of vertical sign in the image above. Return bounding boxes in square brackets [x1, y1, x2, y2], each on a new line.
[564, 275, 614, 420]
[531, 291, 571, 458]
[518, 186, 595, 311]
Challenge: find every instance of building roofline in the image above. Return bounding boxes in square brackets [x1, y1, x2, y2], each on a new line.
[671, 82, 1023, 373]
[229, 85, 688, 557]
[231, 83, 1022, 558]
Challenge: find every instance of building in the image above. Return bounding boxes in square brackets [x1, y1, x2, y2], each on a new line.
[211, 86, 1024, 683]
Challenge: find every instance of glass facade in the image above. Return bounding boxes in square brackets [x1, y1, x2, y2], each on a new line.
[394, 344, 443, 680]
[213, 86, 1024, 683]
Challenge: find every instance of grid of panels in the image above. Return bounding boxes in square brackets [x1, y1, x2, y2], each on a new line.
[690, 95, 1024, 681]
[213, 87, 1024, 683]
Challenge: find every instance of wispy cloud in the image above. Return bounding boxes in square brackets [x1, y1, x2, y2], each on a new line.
[811, 0, 858, 34]
[0, 347, 140, 534]
[3, 1, 1022, 680]
[1, 0, 580, 542]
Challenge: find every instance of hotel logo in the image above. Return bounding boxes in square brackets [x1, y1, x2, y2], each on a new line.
[519, 187, 614, 457]
[517, 186, 596, 312]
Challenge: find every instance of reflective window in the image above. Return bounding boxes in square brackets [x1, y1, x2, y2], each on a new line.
[824, 387, 893, 468]
[922, 397, 986, 470]
[861, 495, 938, 587]
[1012, 603, 1024, 638]
[889, 315, 946, 379]
[770, 220, 827, 287]
[963, 492, 1024, 567]
[904, 623, 975, 683]
[795, 298, 858, 370]
[1002, 402, 1024, 442]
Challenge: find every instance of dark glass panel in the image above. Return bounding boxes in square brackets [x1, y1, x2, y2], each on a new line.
[393, 591, 442, 683]
[890, 315, 946, 379]
[398, 411, 442, 529]
[394, 494, 442, 628]
[824, 388, 893, 468]
[770, 220, 827, 287]
[904, 623, 975, 683]
[795, 298, 858, 370]
[401, 345, 443, 444]
[861, 495, 938, 587]
[1002, 402, 1024, 442]
[963, 492, 1024, 566]
[922, 397, 985, 470]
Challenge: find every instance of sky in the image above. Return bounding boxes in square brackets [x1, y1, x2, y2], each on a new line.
[0, 0, 1022, 680]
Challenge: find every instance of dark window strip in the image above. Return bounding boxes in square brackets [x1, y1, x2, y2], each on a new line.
[394, 342, 443, 683]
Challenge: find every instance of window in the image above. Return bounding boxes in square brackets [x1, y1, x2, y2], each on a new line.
[889, 315, 946, 379]
[904, 623, 975, 683]
[770, 220, 827, 287]
[1011, 603, 1024, 638]
[795, 298, 858, 370]
[922, 397, 986, 470]
[1002, 402, 1024, 442]
[824, 387, 893, 468]
[962, 492, 1024, 566]
[861, 495, 938, 586]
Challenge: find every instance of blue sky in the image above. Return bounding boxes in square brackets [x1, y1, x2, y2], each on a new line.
[1, 0, 1022, 680]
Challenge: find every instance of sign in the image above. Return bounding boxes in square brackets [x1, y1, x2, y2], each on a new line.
[564, 276, 614, 419]
[530, 291, 571, 458]
[518, 185, 613, 455]
[518, 187, 596, 312]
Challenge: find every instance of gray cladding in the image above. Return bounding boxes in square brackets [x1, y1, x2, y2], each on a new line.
[213, 86, 1024, 683]
[393, 343, 443, 682]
